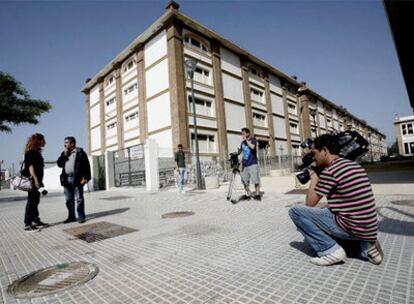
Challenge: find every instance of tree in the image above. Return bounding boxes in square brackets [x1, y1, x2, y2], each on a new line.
[387, 140, 399, 155]
[0, 72, 52, 133]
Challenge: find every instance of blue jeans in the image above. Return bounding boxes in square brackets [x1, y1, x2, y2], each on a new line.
[289, 205, 369, 258]
[177, 168, 186, 191]
[64, 176, 85, 220]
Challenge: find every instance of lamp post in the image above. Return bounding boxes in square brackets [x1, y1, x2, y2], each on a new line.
[0, 160, 3, 191]
[309, 109, 317, 137]
[185, 59, 203, 190]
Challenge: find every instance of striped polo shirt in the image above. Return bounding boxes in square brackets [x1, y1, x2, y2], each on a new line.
[315, 157, 378, 241]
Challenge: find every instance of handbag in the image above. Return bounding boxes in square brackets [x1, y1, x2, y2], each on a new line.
[11, 162, 33, 192]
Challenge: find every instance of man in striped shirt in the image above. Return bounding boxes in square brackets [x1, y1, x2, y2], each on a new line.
[289, 134, 384, 266]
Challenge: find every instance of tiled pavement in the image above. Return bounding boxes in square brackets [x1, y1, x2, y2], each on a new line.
[0, 189, 413, 304]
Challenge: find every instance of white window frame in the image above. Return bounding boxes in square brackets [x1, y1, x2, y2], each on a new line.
[123, 60, 135, 73]
[191, 133, 216, 153]
[107, 122, 116, 130]
[193, 65, 211, 86]
[253, 112, 267, 127]
[124, 83, 137, 96]
[105, 76, 114, 87]
[289, 122, 299, 134]
[188, 95, 214, 117]
[125, 111, 138, 122]
[106, 97, 116, 107]
[184, 36, 209, 52]
[288, 103, 297, 115]
[250, 87, 264, 103]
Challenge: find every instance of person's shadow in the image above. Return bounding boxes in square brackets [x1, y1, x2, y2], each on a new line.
[44, 208, 130, 228]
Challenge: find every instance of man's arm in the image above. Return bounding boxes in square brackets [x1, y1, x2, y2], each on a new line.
[305, 171, 322, 207]
[57, 152, 68, 168]
[246, 139, 256, 150]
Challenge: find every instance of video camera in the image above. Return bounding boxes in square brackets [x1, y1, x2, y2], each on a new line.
[296, 130, 369, 184]
[229, 149, 241, 171]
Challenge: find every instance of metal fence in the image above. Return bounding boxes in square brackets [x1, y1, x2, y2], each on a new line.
[113, 144, 145, 187]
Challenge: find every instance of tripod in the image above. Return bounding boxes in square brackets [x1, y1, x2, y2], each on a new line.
[226, 151, 243, 204]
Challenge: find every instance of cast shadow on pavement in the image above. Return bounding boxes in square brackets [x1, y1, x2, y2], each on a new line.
[378, 207, 414, 237]
[46, 208, 130, 228]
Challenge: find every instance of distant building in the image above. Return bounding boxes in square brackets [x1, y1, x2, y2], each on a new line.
[81, 1, 387, 164]
[394, 114, 414, 156]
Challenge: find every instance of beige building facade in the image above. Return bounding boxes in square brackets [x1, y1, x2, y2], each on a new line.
[81, 1, 387, 163]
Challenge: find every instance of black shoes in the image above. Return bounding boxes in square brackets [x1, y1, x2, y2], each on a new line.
[24, 225, 39, 232]
[78, 219, 86, 224]
[239, 195, 251, 201]
[34, 220, 49, 228]
[63, 218, 76, 224]
[253, 194, 262, 201]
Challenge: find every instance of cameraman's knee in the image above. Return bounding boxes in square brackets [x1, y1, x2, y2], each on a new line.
[288, 205, 306, 222]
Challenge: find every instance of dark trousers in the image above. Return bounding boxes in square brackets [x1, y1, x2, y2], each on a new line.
[24, 190, 40, 226]
[64, 176, 85, 220]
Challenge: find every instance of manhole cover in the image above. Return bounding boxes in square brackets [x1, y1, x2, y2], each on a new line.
[162, 211, 195, 219]
[392, 200, 414, 207]
[100, 196, 132, 201]
[64, 221, 137, 243]
[7, 262, 98, 298]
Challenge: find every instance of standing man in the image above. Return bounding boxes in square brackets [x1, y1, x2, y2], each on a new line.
[57, 137, 91, 224]
[240, 128, 261, 201]
[174, 144, 186, 193]
[288, 134, 383, 266]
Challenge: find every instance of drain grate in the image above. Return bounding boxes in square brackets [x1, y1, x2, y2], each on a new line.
[100, 196, 132, 201]
[392, 200, 414, 207]
[64, 221, 137, 243]
[7, 262, 98, 298]
[162, 211, 195, 219]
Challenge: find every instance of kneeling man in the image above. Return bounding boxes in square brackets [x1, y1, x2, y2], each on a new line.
[289, 134, 383, 266]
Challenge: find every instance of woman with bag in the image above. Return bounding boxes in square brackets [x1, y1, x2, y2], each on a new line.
[22, 133, 48, 232]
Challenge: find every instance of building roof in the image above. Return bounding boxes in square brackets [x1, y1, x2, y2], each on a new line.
[81, 3, 385, 137]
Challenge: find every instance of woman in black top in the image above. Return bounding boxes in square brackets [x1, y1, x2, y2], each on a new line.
[22, 133, 48, 231]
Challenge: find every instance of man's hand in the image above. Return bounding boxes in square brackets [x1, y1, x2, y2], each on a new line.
[34, 179, 41, 189]
[64, 147, 70, 156]
[80, 178, 88, 185]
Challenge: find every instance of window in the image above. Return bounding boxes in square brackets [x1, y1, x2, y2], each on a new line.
[105, 76, 114, 87]
[106, 97, 116, 107]
[191, 133, 216, 153]
[288, 103, 296, 115]
[124, 83, 137, 96]
[402, 124, 407, 135]
[326, 118, 331, 126]
[184, 36, 208, 52]
[407, 123, 413, 135]
[250, 87, 264, 103]
[188, 96, 213, 116]
[193, 66, 211, 85]
[253, 112, 266, 127]
[107, 122, 116, 130]
[289, 122, 298, 134]
[404, 143, 410, 155]
[250, 67, 262, 78]
[123, 60, 135, 73]
[125, 112, 138, 122]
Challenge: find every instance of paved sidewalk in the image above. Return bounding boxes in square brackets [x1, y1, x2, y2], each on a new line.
[0, 188, 413, 304]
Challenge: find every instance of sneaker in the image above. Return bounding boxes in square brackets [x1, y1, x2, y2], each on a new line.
[310, 246, 346, 266]
[24, 225, 39, 232]
[63, 218, 76, 224]
[34, 220, 49, 228]
[367, 240, 384, 265]
[78, 219, 86, 224]
[253, 194, 262, 201]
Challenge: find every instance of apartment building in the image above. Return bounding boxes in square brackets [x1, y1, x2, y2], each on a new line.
[394, 114, 414, 156]
[81, 1, 387, 164]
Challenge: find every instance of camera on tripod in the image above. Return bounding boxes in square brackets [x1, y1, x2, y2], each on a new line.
[296, 130, 369, 184]
[229, 149, 241, 170]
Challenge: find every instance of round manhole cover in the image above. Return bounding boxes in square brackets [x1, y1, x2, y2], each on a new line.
[392, 200, 414, 207]
[7, 262, 98, 298]
[162, 211, 195, 219]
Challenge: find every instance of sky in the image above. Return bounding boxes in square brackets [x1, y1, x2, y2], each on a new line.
[0, 0, 411, 170]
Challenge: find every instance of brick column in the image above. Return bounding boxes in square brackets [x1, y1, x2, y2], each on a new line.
[98, 79, 106, 154]
[263, 71, 276, 157]
[114, 64, 124, 151]
[85, 90, 91, 155]
[297, 85, 312, 141]
[241, 58, 253, 130]
[166, 18, 189, 150]
[136, 45, 148, 144]
[211, 41, 229, 162]
[281, 81, 292, 155]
